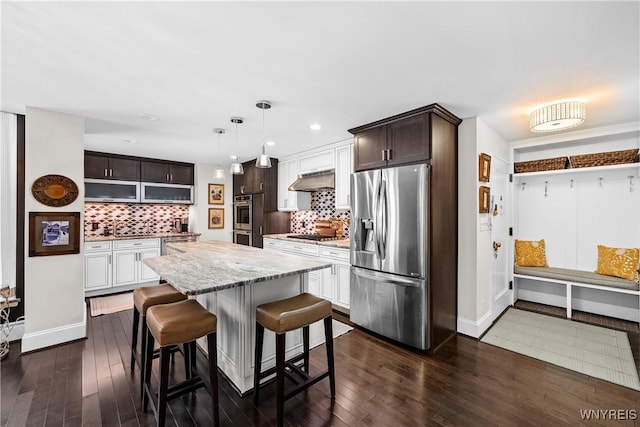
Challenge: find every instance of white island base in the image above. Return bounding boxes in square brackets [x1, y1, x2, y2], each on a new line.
[194, 273, 326, 395]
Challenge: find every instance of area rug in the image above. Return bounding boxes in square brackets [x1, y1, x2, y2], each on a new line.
[481, 308, 640, 391]
[89, 292, 133, 317]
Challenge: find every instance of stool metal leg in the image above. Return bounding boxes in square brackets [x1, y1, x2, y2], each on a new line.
[276, 332, 286, 427]
[323, 316, 336, 399]
[253, 322, 264, 406]
[207, 332, 220, 427]
[303, 325, 310, 374]
[131, 307, 140, 372]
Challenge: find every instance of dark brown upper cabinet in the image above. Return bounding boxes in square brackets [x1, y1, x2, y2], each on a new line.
[85, 151, 141, 181]
[140, 160, 194, 185]
[232, 159, 278, 200]
[349, 104, 460, 172]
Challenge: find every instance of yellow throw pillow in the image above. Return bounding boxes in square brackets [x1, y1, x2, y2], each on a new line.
[515, 239, 548, 267]
[595, 245, 640, 282]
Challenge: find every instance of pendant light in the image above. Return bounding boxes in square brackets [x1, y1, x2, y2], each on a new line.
[255, 100, 272, 168]
[212, 128, 226, 180]
[230, 117, 244, 175]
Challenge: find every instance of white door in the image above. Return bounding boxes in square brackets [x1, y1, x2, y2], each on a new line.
[490, 157, 512, 323]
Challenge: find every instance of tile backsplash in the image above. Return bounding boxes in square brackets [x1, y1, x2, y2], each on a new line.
[84, 203, 189, 237]
[290, 190, 351, 238]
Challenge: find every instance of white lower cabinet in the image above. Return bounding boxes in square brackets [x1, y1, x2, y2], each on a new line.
[84, 238, 160, 294]
[263, 238, 350, 309]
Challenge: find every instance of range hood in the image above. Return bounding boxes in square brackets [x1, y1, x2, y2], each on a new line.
[288, 169, 335, 192]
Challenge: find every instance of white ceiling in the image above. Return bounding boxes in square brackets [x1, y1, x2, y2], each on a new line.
[2, 1, 638, 165]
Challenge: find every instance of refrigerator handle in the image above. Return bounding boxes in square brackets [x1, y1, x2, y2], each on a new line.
[380, 178, 388, 260]
[374, 176, 383, 260]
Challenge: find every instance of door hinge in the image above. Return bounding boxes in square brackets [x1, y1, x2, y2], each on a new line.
[508, 227, 513, 236]
[509, 280, 513, 290]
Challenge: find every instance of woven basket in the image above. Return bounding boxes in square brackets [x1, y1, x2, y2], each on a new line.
[514, 156, 568, 173]
[569, 149, 639, 169]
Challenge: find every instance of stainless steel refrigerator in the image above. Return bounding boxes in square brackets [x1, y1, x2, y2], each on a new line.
[350, 163, 429, 349]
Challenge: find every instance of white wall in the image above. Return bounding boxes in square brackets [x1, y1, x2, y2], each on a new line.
[189, 163, 233, 242]
[22, 107, 86, 352]
[457, 117, 509, 338]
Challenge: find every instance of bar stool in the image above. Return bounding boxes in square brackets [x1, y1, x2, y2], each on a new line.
[143, 299, 219, 427]
[131, 284, 187, 373]
[253, 293, 335, 427]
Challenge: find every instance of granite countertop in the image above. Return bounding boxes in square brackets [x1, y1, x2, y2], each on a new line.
[85, 232, 202, 242]
[143, 240, 332, 296]
[264, 234, 350, 249]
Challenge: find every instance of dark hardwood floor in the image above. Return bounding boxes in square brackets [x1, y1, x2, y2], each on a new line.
[2, 306, 639, 426]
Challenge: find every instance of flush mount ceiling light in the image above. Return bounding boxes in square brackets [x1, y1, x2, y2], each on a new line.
[255, 100, 272, 169]
[140, 113, 157, 121]
[212, 128, 226, 181]
[309, 123, 322, 131]
[230, 117, 244, 175]
[529, 100, 586, 132]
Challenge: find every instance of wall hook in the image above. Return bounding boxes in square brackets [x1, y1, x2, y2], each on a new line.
[544, 181, 548, 197]
[521, 182, 526, 191]
[570, 179, 574, 189]
[630, 175, 634, 193]
[599, 177, 603, 187]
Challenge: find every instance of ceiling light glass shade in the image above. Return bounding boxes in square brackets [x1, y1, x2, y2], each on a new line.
[529, 100, 586, 132]
[230, 162, 244, 175]
[214, 166, 226, 180]
[255, 146, 272, 168]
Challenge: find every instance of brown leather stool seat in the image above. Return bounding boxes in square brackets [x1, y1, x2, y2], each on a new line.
[143, 299, 219, 427]
[130, 284, 187, 374]
[254, 293, 335, 427]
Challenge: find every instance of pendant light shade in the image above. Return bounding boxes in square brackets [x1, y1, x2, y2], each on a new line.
[212, 128, 226, 181]
[255, 100, 272, 169]
[529, 100, 586, 132]
[230, 117, 244, 175]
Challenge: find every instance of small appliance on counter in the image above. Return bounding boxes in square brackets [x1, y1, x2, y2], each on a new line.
[174, 217, 189, 233]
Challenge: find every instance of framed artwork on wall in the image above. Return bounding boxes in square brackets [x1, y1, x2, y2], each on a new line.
[29, 211, 80, 257]
[208, 183, 224, 205]
[479, 153, 491, 182]
[208, 208, 224, 229]
[479, 186, 491, 214]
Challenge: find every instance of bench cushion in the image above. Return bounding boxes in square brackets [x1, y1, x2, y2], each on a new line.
[514, 266, 639, 291]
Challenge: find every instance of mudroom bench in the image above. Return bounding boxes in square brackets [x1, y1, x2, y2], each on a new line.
[513, 266, 640, 324]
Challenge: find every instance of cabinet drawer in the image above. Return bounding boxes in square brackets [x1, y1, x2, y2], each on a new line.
[318, 246, 349, 261]
[279, 240, 319, 256]
[113, 238, 160, 250]
[263, 238, 283, 250]
[84, 241, 112, 252]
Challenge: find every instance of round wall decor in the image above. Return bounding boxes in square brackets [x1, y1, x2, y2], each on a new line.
[31, 174, 79, 207]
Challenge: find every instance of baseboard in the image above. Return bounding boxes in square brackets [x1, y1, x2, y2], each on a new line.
[21, 320, 86, 353]
[457, 310, 493, 338]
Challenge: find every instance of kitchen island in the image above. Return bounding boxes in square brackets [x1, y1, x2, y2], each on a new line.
[143, 240, 332, 394]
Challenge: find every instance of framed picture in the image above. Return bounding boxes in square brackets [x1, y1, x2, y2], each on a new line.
[479, 153, 491, 182]
[29, 211, 80, 257]
[208, 208, 224, 229]
[479, 186, 491, 214]
[208, 183, 224, 205]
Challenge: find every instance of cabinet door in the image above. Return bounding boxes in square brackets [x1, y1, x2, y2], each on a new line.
[277, 160, 290, 210]
[297, 149, 334, 173]
[353, 126, 387, 172]
[169, 164, 194, 185]
[84, 252, 112, 289]
[387, 114, 430, 166]
[335, 144, 353, 209]
[112, 250, 138, 286]
[85, 153, 110, 179]
[308, 271, 321, 297]
[109, 157, 141, 181]
[320, 265, 335, 302]
[139, 248, 161, 282]
[252, 193, 264, 248]
[242, 162, 259, 193]
[141, 161, 170, 183]
[335, 262, 350, 308]
[233, 173, 244, 196]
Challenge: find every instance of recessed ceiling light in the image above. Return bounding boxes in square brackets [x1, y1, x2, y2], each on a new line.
[309, 123, 322, 131]
[230, 155, 238, 160]
[124, 138, 138, 144]
[266, 141, 276, 146]
[140, 113, 157, 121]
